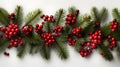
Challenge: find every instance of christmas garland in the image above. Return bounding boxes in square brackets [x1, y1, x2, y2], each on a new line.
[0, 6, 120, 61]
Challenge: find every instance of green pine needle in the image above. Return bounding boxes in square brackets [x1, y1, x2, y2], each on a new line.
[98, 45, 113, 61]
[55, 40, 69, 59]
[117, 41, 120, 57]
[55, 9, 66, 25]
[39, 44, 50, 60]
[17, 44, 27, 58]
[99, 7, 108, 22]
[91, 7, 99, 22]
[14, 6, 23, 26]
[112, 8, 120, 22]
[68, 6, 76, 15]
[25, 9, 42, 25]
[0, 7, 9, 24]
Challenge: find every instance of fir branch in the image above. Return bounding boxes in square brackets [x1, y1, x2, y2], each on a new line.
[17, 44, 27, 58]
[39, 44, 50, 60]
[82, 21, 94, 36]
[98, 45, 113, 61]
[0, 7, 9, 24]
[14, 6, 23, 26]
[25, 9, 42, 25]
[91, 7, 99, 22]
[0, 39, 9, 53]
[68, 6, 76, 15]
[117, 41, 120, 57]
[112, 8, 120, 22]
[55, 9, 66, 25]
[101, 24, 111, 37]
[99, 7, 108, 22]
[55, 40, 69, 59]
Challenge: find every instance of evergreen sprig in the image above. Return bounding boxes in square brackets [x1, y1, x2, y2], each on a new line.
[0, 7, 9, 25]
[25, 9, 42, 25]
[14, 6, 23, 26]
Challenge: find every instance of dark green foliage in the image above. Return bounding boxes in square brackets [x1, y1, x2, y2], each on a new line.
[98, 45, 113, 61]
[14, 6, 23, 26]
[17, 44, 27, 58]
[0, 7, 9, 24]
[54, 40, 69, 59]
[39, 44, 50, 60]
[112, 8, 120, 23]
[117, 41, 120, 57]
[101, 24, 111, 37]
[68, 6, 76, 15]
[0, 39, 9, 53]
[25, 9, 42, 25]
[91, 7, 108, 23]
[54, 9, 66, 25]
[99, 7, 108, 22]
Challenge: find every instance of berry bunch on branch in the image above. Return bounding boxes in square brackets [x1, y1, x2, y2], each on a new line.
[0, 6, 120, 61]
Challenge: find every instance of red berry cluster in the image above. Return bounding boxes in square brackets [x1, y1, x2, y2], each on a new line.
[68, 38, 76, 46]
[110, 19, 118, 32]
[40, 32, 55, 46]
[22, 25, 33, 36]
[5, 23, 19, 38]
[8, 37, 23, 48]
[35, 24, 45, 34]
[71, 27, 82, 37]
[65, 14, 76, 25]
[89, 30, 102, 49]
[80, 42, 92, 57]
[52, 25, 63, 37]
[41, 15, 55, 22]
[8, 13, 15, 20]
[107, 35, 116, 49]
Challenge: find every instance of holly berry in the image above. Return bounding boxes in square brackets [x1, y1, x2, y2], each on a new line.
[40, 32, 55, 46]
[68, 38, 76, 46]
[110, 19, 118, 32]
[107, 35, 116, 49]
[52, 25, 63, 37]
[71, 27, 82, 37]
[35, 24, 45, 34]
[8, 37, 23, 48]
[75, 9, 79, 16]
[0, 27, 5, 32]
[8, 13, 15, 20]
[65, 14, 76, 25]
[89, 30, 102, 49]
[80, 42, 92, 57]
[4, 52, 9, 56]
[22, 25, 33, 36]
[41, 15, 55, 22]
[5, 23, 19, 38]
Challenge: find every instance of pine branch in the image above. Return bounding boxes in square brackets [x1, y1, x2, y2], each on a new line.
[14, 6, 23, 26]
[117, 41, 120, 57]
[101, 24, 111, 37]
[82, 21, 94, 36]
[99, 7, 108, 22]
[0, 7, 9, 24]
[55, 40, 69, 59]
[91, 7, 99, 22]
[98, 45, 113, 61]
[0, 39, 9, 53]
[39, 44, 50, 60]
[25, 9, 42, 25]
[68, 6, 76, 15]
[17, 44, 27, 58]
[112, 8, 120, 22]
[55, 9, 66, 25]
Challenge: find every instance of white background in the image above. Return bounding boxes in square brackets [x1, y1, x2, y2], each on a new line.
[0, 0, 120, 67]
